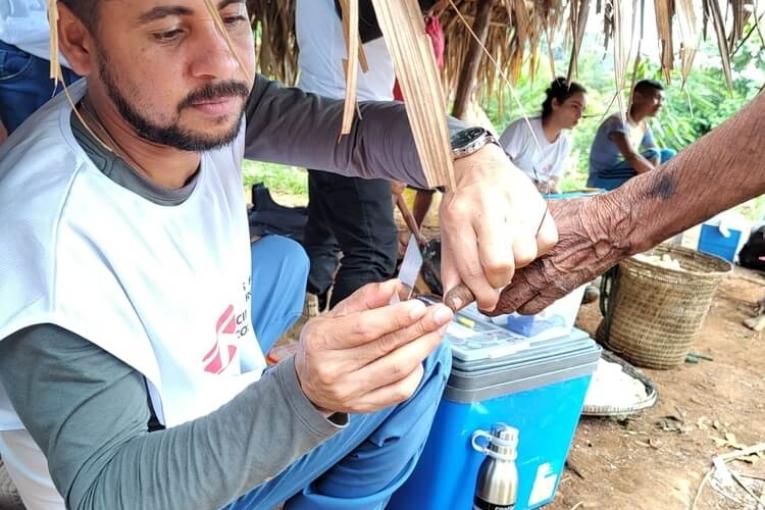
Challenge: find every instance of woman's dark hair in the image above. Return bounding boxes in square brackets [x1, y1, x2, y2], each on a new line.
[541, 77, 587, 120]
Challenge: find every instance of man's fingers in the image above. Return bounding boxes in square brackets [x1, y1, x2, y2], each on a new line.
[349, 364, 425, 413]
[347, 304, 453, 362]
[517, 296, 557, 315]
[325, 298, 429, 350]
[302, 307, 451, 412]
[488, 265, 540, 316]
[331, 280, 402, 316]
[472, 210, 516, 287]
[444, 283, 475, 312]
[441, 214, 501, 311]
[440, 239, 461, 296]
[355, 323, 447, 395]
[535, 204, 559, 256]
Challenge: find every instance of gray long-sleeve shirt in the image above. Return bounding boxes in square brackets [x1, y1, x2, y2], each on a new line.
[0, 74, 466, 510]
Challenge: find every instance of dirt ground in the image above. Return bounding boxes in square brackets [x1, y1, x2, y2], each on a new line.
[547, 267, 765, 510]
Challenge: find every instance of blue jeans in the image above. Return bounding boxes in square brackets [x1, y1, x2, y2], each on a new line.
[250, 235, 310, 353]
[0, 42, 79, 134]
[587, 148, 677, 191]
[246, 236, 451, 509]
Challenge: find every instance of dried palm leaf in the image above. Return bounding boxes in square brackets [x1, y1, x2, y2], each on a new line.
[705, 0, 734, 89]
[203, 0, 253, 83]
[338, 0, 361, 137]
[568, 0, 592, 80]
[610, 0, 629, 117]
[654, 0, 674, 81]
[371, 0, 456, 190]
[676, 0, 703, 85]
[448, 0, 543, 152]
[250, 0, 756, 105]
[249, 0, 299, 84]
[47, 0, 110, 152]
[544, 23, 558, 78]
[47, 0, 61, 86]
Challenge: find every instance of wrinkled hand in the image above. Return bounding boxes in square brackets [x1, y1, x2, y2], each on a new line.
[294, 280, 453, 414]
[488, 195, 631, 316]
[440, 144, 558, 311]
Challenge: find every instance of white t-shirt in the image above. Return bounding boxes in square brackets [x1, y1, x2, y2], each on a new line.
[296, 0, 394, 101]
[499, 116, 571, 183]
[0, 80, 266, 433]
[0, 0, 52, 60]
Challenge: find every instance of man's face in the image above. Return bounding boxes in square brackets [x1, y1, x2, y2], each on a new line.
[637, 89, 665, 118]
[92, 0, 256, 151]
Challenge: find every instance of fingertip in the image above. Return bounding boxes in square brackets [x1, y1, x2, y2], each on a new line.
[536, 213, 559, 254]
[518, 299, 549, 315]
[476, 289, 501, 314]
[404, 299, 427, 320]
[432, 304, 453, 326]
[445, 294, 463, 312]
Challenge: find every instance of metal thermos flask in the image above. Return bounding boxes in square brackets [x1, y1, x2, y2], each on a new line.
[472, 423, 519, 510]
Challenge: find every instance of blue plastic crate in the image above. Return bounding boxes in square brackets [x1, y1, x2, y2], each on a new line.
[698, 224, 741, 262]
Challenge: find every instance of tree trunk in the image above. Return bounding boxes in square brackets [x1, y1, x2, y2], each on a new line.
[451, 0, 494, 119]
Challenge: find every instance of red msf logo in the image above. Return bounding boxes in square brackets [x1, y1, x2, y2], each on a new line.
[203, 305, 239, 374]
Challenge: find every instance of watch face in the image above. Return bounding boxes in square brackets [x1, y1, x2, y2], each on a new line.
[452, 127, 487, 150]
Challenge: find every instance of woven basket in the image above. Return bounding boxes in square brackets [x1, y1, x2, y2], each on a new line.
[598, 245, 732, 369]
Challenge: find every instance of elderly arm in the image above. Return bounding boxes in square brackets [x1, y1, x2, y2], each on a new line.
[494, 91, 765, 314]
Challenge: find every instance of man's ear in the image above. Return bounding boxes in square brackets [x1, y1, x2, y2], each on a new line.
[57, 3, 97, 77]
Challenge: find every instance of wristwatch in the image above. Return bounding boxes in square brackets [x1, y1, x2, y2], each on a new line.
[450, 127, 500, 160]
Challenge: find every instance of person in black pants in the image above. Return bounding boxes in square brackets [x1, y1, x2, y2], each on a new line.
[297, 0, 436, 310]
[303, 171, 398, 309]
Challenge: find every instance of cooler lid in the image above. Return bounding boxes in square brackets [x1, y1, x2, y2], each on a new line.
[444, 334, 602, 403]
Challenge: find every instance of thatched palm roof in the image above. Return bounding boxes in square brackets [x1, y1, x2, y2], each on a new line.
[247, 0, 761, 110]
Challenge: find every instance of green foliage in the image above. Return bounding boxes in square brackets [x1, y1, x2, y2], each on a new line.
[482, 32, 764, 198]
[242, 160, 307, 196]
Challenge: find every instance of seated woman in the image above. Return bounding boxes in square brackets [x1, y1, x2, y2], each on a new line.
[499, 78, 587, 194]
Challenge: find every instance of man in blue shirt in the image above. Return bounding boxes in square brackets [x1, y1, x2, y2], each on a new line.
[587, 80, 675, 190]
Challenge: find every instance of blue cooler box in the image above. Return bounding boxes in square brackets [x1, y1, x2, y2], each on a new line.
[389, 330, 600, 510]
[698, 223, 742, 262]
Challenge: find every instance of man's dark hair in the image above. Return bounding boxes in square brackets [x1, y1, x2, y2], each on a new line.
[634, 79, 665, 96]
[60, 0, 101, 32]
[541, 77, 587, 119]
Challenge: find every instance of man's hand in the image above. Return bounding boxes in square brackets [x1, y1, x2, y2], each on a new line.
[294, 280, 453, 414]
[611, 132, 655, 174]
[0, 119, 7, 145]
[391, 180, 407, 196]
[439, 143, 558, 311]
[488, 195, 632, 316]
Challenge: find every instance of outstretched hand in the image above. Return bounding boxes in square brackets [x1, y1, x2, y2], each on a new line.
[488, 195, 631, 316]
